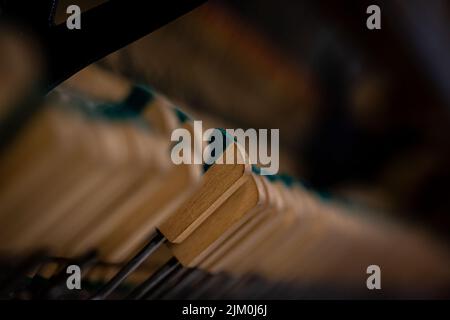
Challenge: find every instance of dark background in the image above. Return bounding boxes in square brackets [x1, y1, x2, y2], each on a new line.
[95, 0, 450, 239]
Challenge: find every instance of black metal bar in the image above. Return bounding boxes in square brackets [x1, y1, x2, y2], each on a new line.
[144, 267, 191, 300]
[126, 257, 181, 300]
[91, 231, 165, 300]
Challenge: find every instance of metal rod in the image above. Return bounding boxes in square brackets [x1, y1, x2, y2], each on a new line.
[145, 267, 191, 300]
[91, 231, 165, 300]
[127, 257, 181, 300]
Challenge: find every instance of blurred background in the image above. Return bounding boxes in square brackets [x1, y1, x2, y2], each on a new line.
[0, 0, 450, 299]
[91, 0, 450, 239]
[2, 0, 450, 238]
[1, 0, 449, 239]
